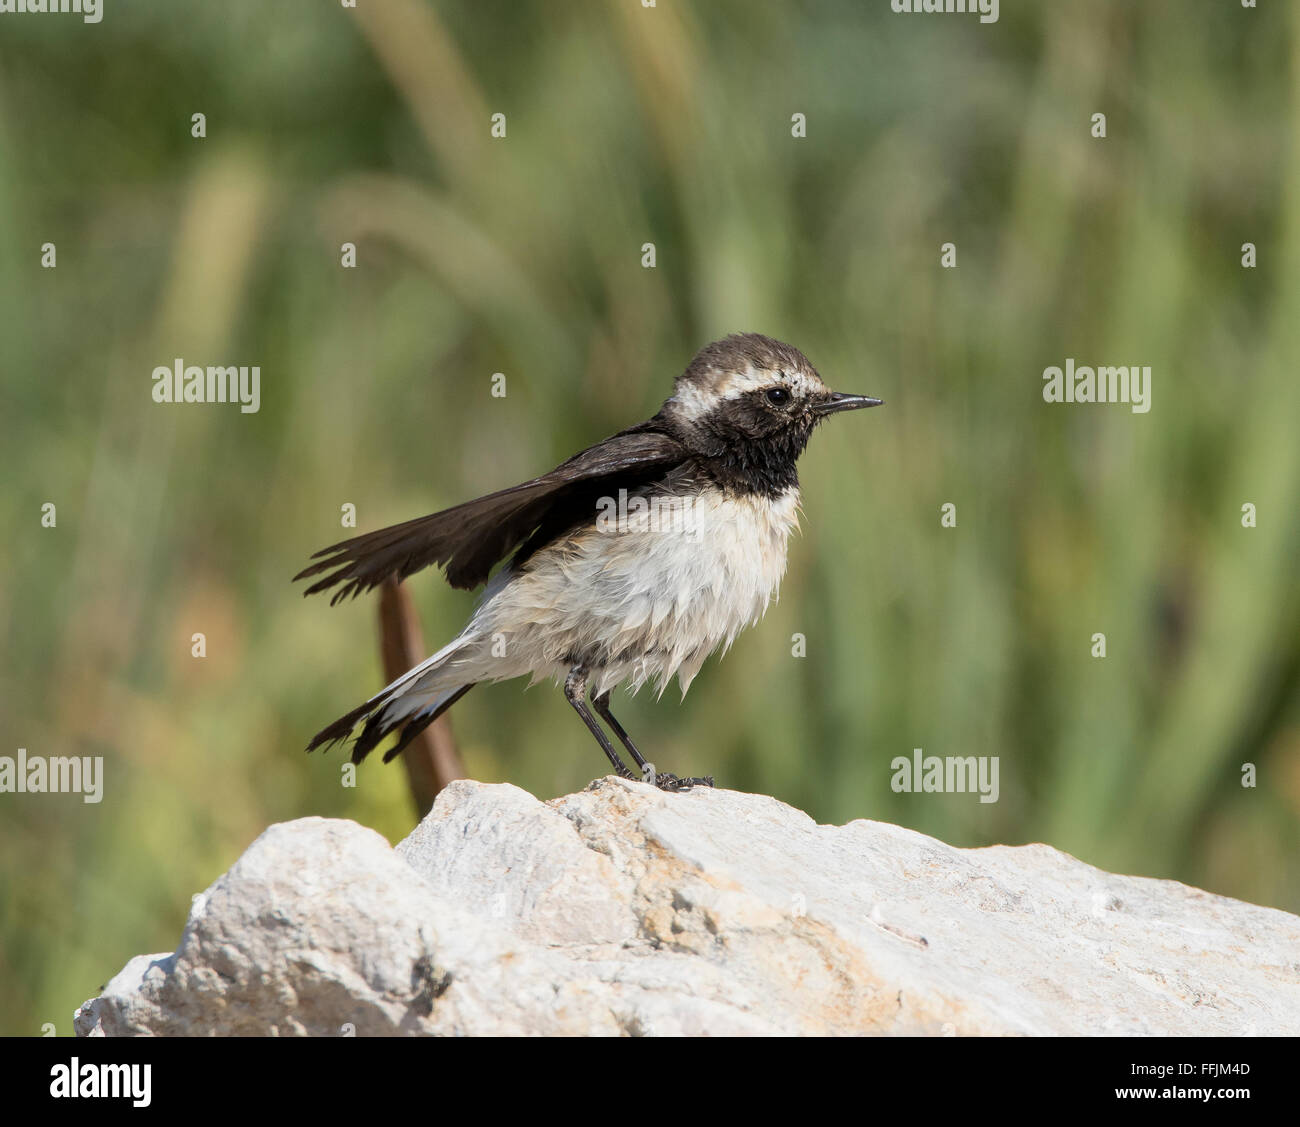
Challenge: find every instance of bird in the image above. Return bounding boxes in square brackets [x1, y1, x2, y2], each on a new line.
[295, 333, 882, 791]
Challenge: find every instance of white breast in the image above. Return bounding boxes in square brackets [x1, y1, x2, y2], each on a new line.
[472, 486, 801, 698]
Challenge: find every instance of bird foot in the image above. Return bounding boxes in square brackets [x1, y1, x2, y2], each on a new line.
[596, 767, 715, 792]
[652, 772, 714, 792]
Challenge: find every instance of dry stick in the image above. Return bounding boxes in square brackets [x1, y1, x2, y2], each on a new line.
[378, 578, 468, 819]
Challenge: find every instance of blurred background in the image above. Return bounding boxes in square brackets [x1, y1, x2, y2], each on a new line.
[2, 0, 1298, 1036]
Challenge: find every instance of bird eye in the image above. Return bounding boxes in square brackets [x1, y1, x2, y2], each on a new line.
[765, 387, 791, 406]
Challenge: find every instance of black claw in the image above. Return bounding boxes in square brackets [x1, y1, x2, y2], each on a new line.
[651, 772, 715, 793]
[590, 769, 716, 791]
[591, 766, 639, 785]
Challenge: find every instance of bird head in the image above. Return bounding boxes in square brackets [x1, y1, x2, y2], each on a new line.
[660, 333, 881, 488]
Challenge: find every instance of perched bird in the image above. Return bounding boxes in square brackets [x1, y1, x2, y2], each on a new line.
[296, 333, 882, 791]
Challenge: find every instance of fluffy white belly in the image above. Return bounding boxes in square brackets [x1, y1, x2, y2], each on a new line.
[471, 485, 801, 696]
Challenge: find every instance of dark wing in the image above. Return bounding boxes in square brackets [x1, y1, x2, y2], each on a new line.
[294, 425, 688, 602]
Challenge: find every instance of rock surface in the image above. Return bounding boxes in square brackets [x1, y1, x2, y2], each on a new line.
[75, 778, 1300, 1035]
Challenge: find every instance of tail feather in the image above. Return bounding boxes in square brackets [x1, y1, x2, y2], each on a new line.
[305, 693, 385, 754]
[377, 684, 474, 764]
[308, 682, 475, 765]
[306, 633, 481, 764]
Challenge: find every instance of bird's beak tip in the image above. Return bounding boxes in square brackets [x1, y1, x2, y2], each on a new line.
[817, 393, 884, 415]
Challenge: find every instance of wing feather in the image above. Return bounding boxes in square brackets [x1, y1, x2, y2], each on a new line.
[294, 426, 686, 601]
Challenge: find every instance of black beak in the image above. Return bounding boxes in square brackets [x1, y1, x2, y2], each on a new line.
[814, 392, 884, 416]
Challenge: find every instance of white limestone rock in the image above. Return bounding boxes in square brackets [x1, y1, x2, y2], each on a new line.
[75, 779, 1300, 1036]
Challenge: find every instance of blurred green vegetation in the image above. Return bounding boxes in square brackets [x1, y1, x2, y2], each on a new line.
[2, 0, 1298, 1036]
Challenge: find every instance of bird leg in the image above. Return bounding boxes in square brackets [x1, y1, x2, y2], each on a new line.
[591, 688, 714, 792]
[564, 667, 637, 781]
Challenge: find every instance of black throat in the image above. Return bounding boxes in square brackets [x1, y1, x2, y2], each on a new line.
[650, 403, 814, 498]
[702, 437, 803, 497]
